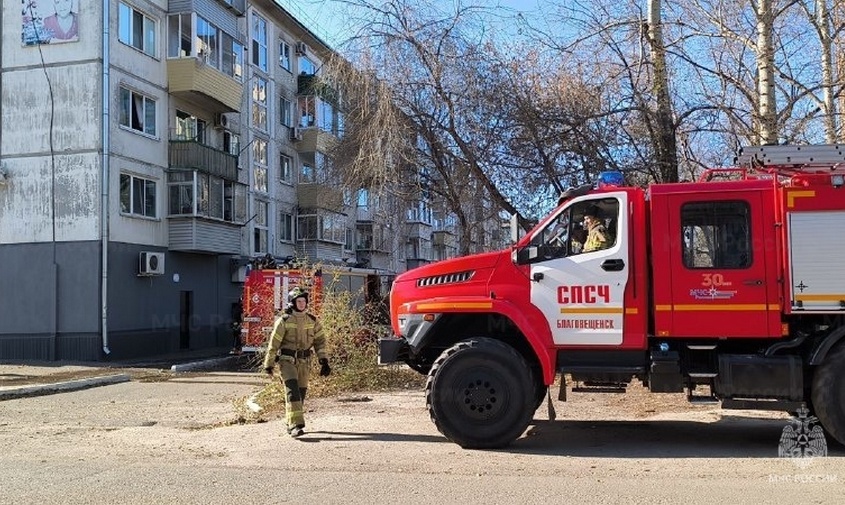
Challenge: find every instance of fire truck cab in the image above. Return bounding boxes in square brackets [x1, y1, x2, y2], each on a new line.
[379, 144, 845, 449]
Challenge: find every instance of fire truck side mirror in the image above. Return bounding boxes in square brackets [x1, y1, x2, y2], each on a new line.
[513, 245, 538, 265]
[510, 213, 521, 244]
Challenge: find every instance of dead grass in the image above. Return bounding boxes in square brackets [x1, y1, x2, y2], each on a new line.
[244, 278, 425, 418]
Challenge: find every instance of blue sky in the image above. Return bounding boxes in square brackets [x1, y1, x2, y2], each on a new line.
[274, 0, 542, 48]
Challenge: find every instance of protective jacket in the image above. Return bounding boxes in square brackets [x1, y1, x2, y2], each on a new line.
[263, 311, 327, 369]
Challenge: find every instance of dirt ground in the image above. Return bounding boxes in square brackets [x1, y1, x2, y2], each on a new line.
[1, 364, 842, 504]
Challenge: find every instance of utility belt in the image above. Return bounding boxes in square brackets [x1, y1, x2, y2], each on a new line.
[279, 348, 312, 359]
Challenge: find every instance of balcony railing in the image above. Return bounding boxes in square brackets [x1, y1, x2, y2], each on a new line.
[169, 140, 237, 181]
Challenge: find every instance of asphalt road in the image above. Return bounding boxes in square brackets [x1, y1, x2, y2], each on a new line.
[0, 370, 843, 505]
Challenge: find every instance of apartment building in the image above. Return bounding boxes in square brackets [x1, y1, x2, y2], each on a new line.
[0, 0, 504, 362]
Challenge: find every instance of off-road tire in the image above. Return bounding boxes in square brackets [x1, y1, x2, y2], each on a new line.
[426, 338, 535, 449]
[811, 343, 845, 447]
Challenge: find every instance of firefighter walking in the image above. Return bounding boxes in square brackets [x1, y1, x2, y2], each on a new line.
[263, 287, 331, 437]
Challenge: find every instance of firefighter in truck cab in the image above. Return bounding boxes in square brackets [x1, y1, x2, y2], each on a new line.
[263, 287, 331, 438]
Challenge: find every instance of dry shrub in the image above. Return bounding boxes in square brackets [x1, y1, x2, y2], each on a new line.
[250, 274, 424, 414]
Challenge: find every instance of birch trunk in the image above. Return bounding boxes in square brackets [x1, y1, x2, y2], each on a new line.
[756, 0, 778, 144]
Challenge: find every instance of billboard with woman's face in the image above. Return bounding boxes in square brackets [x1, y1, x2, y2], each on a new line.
[22, 0, 79, 45]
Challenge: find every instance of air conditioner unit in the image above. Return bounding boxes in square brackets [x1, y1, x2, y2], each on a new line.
[290, 127, 303, 142]
[139, 251, 165, 276]
[214, 113, 230, 129]
[295, 41, 308, 55]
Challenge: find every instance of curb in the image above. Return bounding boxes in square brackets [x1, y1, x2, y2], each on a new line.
[169, 355, 238, 373]
[0, 374, 132, 401]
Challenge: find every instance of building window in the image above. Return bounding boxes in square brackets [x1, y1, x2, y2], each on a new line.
[318, 100, 335, 134]
[252, 77, 268, 131]
[345, 228, 354, 251]
[223, 131, 240, 163]
[298, 96, 316, 127]
[300, 153, 325, 184]
[357, 223, 386, 251]
[196, 16, 218, 66]
[252, 138, 268, 193]
[280, 211, 294, 242]
[118, 2, 156, 57]
[406, 238, 432, 260]
[299, 55, 316, 75]
[119, 87, 156, 136]
[279, 40, 291, 71]
[120, 173, 157, 218]
[167, 171, 246, 222]
[167, 14, 243, 81]
[251, 13, 268, 71]
[280, 97, 292, 127]
[407, 200, 432, 224]
[297, 212, 345, 243]
[280, 153, 292, 183]
[254, 200, 268, 253]
[682, 201, 751, 269]
[174, 110, 206, 143]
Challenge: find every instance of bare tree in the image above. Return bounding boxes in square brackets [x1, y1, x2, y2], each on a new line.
[646, 0, 679, 182]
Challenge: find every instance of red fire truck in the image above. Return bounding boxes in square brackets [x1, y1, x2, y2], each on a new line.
[379, 144, 845, 448]
[241, 265, 388, 351]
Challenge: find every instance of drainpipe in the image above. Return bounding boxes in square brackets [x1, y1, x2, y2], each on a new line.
[1, 0, 3, 164]
[101, 0, 111, 355]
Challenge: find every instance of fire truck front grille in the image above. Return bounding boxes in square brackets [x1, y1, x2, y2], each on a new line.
[417, 271, 474, 287]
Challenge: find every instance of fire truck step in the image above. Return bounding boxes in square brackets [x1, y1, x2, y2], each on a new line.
[687, 393, 719, 405]
[571, 385, 627, 393]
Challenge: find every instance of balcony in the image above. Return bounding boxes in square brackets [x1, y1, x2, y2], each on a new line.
[169, 140, 237, 181]
[166, 168, 248, 255]
[167, 58, 242, 113]
[432, 230, 456, 248]
[293, 127, 338, 153]
[296, 184, 344, 211]
[298, 74, 338, 103]
[406, 222, 433, 240]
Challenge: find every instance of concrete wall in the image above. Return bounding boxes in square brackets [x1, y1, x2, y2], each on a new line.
[0, 242, 101, 361]
[105, 242, 241, 359]
[0, 240, 241, 361]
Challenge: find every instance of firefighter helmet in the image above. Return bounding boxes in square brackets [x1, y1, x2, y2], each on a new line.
[288, 287, 309, 305]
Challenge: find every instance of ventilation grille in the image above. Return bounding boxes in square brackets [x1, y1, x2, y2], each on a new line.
[416, 270, 474, 287]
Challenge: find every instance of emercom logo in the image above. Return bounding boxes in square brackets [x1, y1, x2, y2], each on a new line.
[778, 406, 828, 469]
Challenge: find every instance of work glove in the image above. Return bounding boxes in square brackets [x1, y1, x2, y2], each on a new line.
[318, 358, 331, 377]
[264, 366, 274, 376]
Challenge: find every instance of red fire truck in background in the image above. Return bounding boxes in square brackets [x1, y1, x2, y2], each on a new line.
[379, 144, 845, 449]
[240, 268, 322, 351]
[241, 265, 388, 351]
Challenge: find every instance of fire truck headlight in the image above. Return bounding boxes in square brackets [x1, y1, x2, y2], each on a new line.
[832, 174, 844, 188]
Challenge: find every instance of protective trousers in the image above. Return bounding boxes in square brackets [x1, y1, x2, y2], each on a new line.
[278, 355, 310, 430]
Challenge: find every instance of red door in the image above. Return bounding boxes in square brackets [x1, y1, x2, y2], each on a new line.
[663, 191, 777, 338]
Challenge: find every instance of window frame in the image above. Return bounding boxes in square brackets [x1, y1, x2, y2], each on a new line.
[119, 86, 157, 137]
[279, 211, 295, 242]
[253, 199, 269, 254]
[118, 1, 157, 57]
[120, 173, 158, 218]
[279, 40, 292, 72]
[251, 13, 268, 71]
[251, 77, 269, 132]
[167, 170, 246, 223]
[681, 200, 752, 270]
[252, 137, 268, 194]
[280, 96, 292, 127]
[280, 153, 293, 184]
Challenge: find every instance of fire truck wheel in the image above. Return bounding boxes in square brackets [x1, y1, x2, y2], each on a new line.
[426, 338, 535, 449]
[811, 343, 845, 447]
